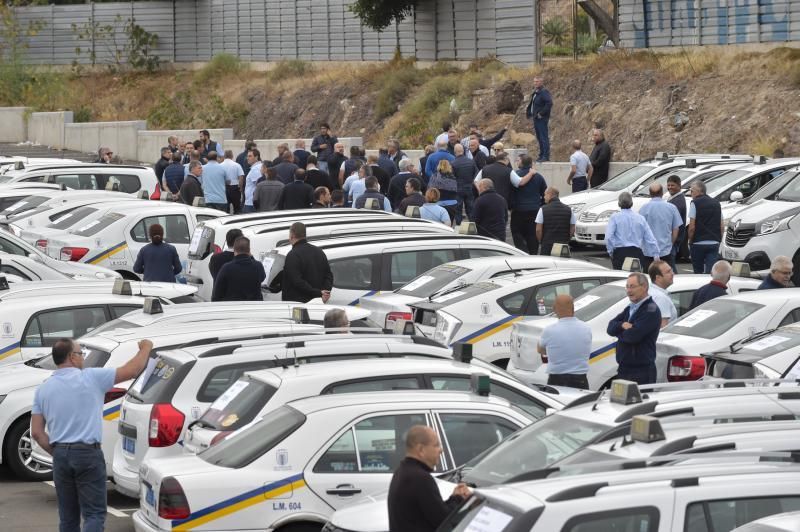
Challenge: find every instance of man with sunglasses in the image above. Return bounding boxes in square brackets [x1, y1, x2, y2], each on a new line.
[31, 337, 153, 532]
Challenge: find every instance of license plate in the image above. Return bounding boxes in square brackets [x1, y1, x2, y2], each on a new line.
[144, 482, 155, 507]
[122, 436, 136, 454]
[723, 248, 738, 260]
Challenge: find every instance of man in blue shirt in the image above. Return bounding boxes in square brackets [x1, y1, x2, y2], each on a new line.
[424, 141, 455, 181]
[606, 192, 660, 270]
[242, 149, 263, 213]
[538, 294, 592, 389]
[31, 337, 153, 532]
[639, 183, 682, 271]
[202, 151, 229, 212]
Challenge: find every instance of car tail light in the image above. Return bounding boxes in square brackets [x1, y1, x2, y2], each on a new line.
[35, 239, 47, 252]
[210, 430, 232, 447]
[385, 311, 412, 328]
[158, 477, 190, 520]
[104, 387, 126, 404]
[668, 355, 706, 381]
[60, 247, 89, 262]
[150, 184, 161, 200]
[149, 403, 185, 447]
[212, 244, 222, 254]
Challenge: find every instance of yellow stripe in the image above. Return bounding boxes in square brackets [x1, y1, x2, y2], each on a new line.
[103, 411, 120, 421]
[467, 317, 523, 345]
[0, 347, 21, 361]
[172, 479, 306, 531]
[589, 347, 616, 364]
[89, 244, 128, 265]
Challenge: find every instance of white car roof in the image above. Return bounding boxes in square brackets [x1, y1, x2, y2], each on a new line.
[706, 287, 800, 305]
[71, 200, 220, 217]
[286, 390, 518, 415]
[271, 232, 520, 255]
[599, 274, 761, 291]
[0, 280, 196, 300]
[205, 208, 395, 231]
[429, 255, 607, 271]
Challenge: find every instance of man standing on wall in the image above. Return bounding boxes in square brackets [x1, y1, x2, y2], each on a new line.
[526, 76, 552, 163]
[311, 123, 338, 174]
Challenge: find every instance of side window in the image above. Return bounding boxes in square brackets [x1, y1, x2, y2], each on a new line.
[196, 362, 273, 402]
[330, 257, 374, 290]
[24, 307, 108, 347]
[430, 376, 471, 391]
[54, 173, 97, 190]
[196, 215, 217, 223]
[111, 305, 140, 319]
[439, 413, 518, 466]
[670, 291, 695, 317]
[131, 215, 191, 244]
[389, 250, 458, 289]
[0, 265, 31, 281]
[0, 237, 27, 256]
[563, 507, 659, 532]
[354, 413, 427, 472]
[720, 176, 759, 202]
[684, 496, 800, 532]
[22, 317, 42, 347]
[326, 377, 422, 393]
[466, 248, 513, 259]
[21, 176, 44, 183]
[779, 308, 800, 327]
[491, 382, 547, 419]
[497, 287, 533, 315]
[314, 428, 358, 473]
[530, 280, 602, 315]
[102, 174, 140, 193]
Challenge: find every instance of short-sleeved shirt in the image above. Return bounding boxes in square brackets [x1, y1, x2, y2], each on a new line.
[569, 150, 591, 177]
[535, 208, 576, 224]
[220, 158, 245, 185]
[540, 317, 592, 375]
[32, 367, 116, 444]
[648, 284, 677, 323]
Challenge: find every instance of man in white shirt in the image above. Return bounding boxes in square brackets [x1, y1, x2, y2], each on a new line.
[567, 140, 592, 193]
[647, 260, 677, 328]
[221, 150, 245, 213]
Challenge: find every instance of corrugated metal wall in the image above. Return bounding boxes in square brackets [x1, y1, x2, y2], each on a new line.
[8, 0, 538, 66]
[620, 0, 800, 48]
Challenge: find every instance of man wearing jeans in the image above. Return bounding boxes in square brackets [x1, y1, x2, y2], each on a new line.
[31, 337, 153, 532]
[688, 180, 723, 273]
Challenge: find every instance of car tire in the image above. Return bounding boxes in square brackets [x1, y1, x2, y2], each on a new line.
[277, 523, 323, 532]
[3, 417, 53, 482]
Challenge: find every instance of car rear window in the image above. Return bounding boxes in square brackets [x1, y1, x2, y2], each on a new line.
[73, 212, 125, 237]
[197, 376, 278, 431]
[33, 345, 111, 370]
[429, 281, 502, 305]
[396, 264, 472, 297]
[48, 206, 99, 229]
[1, 195, 49, 217]
[664, 300, 764, 339]
[199, 405, 306, 468]
[126, 355, 194, 404]
[735, 329, 800, 358]
[573, 284, 626, 322]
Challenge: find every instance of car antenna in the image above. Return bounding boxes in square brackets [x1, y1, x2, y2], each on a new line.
[504, 259, 521, 277]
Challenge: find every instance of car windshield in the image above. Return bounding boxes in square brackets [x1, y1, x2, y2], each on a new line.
[33, 345, 110, 370]
[735, 328, 800, 358]
[396, 264, 472, 297]
[48, 206, 99, 230]
[632, 169, 697, 196]
[72, 212, 125, 237]
[461, 414, 607, 487]
[573, 284, 626, 322]
[596, 165, 653, 191]
[0, 195, 49, 217]
[663, 299, 764, 339]
[747, 170, 798, 204]
[197, 376, 278, 432]
[704, 169, 751, 196]
[428, 281, 502, 305]
[775, 173, 800, 202]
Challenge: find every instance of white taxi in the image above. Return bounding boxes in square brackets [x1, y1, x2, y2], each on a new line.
[508, 274, 761, 390]
[0, 162, 162, 198]
[132, 391, 535, 532]
[410, 269, 628, 366]
[0, 253, 90, 282]
[359, 255, 607, 329]
[46, 201, 224, 279]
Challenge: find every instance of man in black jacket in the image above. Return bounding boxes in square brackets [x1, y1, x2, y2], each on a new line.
[388, 425, 471, 532]
[209, 228, 243, 280]
[154, 147, 172, 182]
[305, 155, 336, 191]
[451, 144, 478, 225]
[525, 76, 553, 162]
[278, 169, 314, 210]
[589, 128, 613, 188]
[387, 160, 416, 209]
[536, 187, 575, 256]
[212, 237, 266, 301]
[179, 161, 204, 206]
[396, 177, 426, 215]
[274, 150, 300, 185]
[310, 123, 338, 173]
[473, 179, 508, 241]
[689, 260, 731, 310]
[282, 222, 333, 303]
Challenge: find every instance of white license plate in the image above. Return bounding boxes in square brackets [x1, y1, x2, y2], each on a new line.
[723, 248, 738, 260]
[122, 436, 136, 454]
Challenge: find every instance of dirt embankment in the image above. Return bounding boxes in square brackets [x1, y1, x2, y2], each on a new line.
[26, 47, 800, 161]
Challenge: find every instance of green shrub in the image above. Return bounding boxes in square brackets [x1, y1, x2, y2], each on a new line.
[373, 61, 422, 120]
[195, 53, 244, 85]
[73, 106, 92, 123]
[542, 17, 569, 47]
[268, 59, 311, 82]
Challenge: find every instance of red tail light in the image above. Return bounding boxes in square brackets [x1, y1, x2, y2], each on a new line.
[667, 355, 706, 381]
[104, 387, 126, 404]
[212, 244, 222, 255]
[60, 247, 89, 262]
[210, 430, 232, 447]
[150, 184, 161, 200]
[35, 239, 47, 252]
[148, 403, 185, 447]
[158, 477, 190, 520]
[385, 311, 413, 328]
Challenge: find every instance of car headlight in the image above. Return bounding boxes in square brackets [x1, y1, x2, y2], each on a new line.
[756, 214, 794, 235]
[569, 203, 585, 214]
[596, 209, 618, 222]
[433, 311, 462, 346]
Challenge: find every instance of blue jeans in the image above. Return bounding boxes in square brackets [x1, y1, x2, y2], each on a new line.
[53, 445, 107, 532]
[455, 188, 474, 225]
[533, 118, 550, 161]
[318, 160, 329, 173]
[690, 243, 719, 274]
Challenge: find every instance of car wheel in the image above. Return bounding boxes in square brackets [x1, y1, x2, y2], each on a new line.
[3, 417, 53, 481]
[277, 523, 323, 532]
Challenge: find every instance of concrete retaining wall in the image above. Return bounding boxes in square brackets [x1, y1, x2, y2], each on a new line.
[137, 129, 233, 163]
[27, 111, 73, 149]
[0, 107, 28, 143]
[63, 121, 146, 161]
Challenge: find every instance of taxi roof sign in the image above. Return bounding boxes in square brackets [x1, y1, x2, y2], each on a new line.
[112, 279, 132, 296]
[364, 198, 381, 210]
[471, 372, 490, 396]
[392, 319, 415, 335]
[630, 415, 666, 443]
[550, 243, 571, 258]
[731, 261, 751, 278]
[292, 307, 310, 324]
[610, 379, 642, 405]
[143, 296, 163, 314]
[453, 342, 473, 363]
[622, 257, 641, 272]
[457, 222, 477, 235]
[405, 206, 421, 218]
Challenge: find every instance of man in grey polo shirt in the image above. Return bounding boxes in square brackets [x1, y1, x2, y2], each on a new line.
[537, 294, 592, 389]
[31, 337, 153, 532]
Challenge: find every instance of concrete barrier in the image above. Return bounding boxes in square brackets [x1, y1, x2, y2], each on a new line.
[542, 161, 637, 196]
[243, 137, 364, 162]
[28, 111, 73, 149]
[0, 107, 29, 143]
[63, 120, 146, 161]
[137, 128, 234, 163]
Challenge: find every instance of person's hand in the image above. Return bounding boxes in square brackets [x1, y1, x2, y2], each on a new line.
[622, 322, 633, 330]
[567, 177, 572, 185]
[540, 352, 548, 363]
[453, 483, 472, 499]
[319, 143, 328, 150]
[138, 339, 154, 351]
[321, 290, 331, 303]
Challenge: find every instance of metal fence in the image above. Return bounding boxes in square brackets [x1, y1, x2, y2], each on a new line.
[9, 0, 538, 66]
[619, 0, 800, 48]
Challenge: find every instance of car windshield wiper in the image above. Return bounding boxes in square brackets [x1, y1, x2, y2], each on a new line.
[428, 283, 470, 302]
[730, 327, 779, 353]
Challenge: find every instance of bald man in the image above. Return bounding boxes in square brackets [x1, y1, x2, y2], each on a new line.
[536, 294, 592, 389]
[388, 425, 471, 532]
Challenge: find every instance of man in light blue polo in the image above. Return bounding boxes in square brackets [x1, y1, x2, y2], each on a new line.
[201, 151, 229, 212]
[639, 182, 682, 271]
[606, 191, 660, 270]
[31, 337, 153, 532]
[537, 294, 592, 389]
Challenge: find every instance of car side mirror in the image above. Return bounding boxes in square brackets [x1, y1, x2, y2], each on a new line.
[730, 191, 744, 202]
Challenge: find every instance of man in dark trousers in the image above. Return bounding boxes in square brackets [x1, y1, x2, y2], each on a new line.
[511, 154, 547, 254]
[209, 228, 243, 280]
[607, 272, 662, 385]
[525, 75, 553, 162]
[472, 178, 508, 241]
[212, 236, 266, 301]
[687, 180, 723, 274]
[277, 169, 314, 210]
[666, 174, 686, 270]
[388, 425, 471, 532]
[451, 143, 478, 225]
[589, 128, 612, 188]
[282, 222, 333, 303]
[689, 260, 731, 310]
[536, 187, 575, 256]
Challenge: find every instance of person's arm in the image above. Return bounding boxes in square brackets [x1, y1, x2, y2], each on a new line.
[115, 339, 154, 384]
[306, 187, 314, 208]
[607, 310, 626, 336]
[542, 90, 553, 116]
[567, 164, 576, 185]
[338, 165, 346, 186]
[30, 414, 52, 456]
[310, 136, 321, 153]
[642, 219, 660, 258]
[687, 203, 696, 242]
[171, 246, 182, 275]
[587, 162, 594, 181]
[415, 474, 465, 529]
[383, 198, 392, 212]
[211, 267, 227, 301]
[618, 307, 661, 344]
[133, 247, 145, 275]
[277, 187, 286, 210]
[480, 128, 506, 148]
[238, 173, 245, 191]
[606, 216, 617, 256]
[535, 209, 544, 242]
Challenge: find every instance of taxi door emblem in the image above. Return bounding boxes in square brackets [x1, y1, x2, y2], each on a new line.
[276, 449, 289, 466]
[480, 303, 490, 316]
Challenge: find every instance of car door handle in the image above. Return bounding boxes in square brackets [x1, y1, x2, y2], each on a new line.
[326, 484, 362, 496]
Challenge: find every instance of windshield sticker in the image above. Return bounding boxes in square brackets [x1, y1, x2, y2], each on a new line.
[433, 290, 465, 303]
[403, 275, 435, 292]
[4, 200, 26, 213]
[188, 228, 203, 254]
[746, 335, 791, 351]
[221, 414, 239, 427]
[210, 380, 249, 411]
[76, 219, 101, 232]
[675, 309, 716, 328]
[573, 295, 600, 311]
[464, 506, 514, 532]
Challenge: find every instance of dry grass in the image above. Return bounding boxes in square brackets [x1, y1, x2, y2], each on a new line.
[747, 135, 784, 158]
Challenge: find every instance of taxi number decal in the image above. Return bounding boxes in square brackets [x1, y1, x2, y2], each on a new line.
[272, 502, 301, 511]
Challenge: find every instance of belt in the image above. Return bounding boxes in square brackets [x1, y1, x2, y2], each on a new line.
[53, 442, 101, 449]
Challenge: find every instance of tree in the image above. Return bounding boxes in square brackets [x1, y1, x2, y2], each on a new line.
[349, 0, 417, 32]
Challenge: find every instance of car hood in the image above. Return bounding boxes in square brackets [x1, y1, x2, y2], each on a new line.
[730, 200, 800, 224]
[0, 361, 51, 393]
